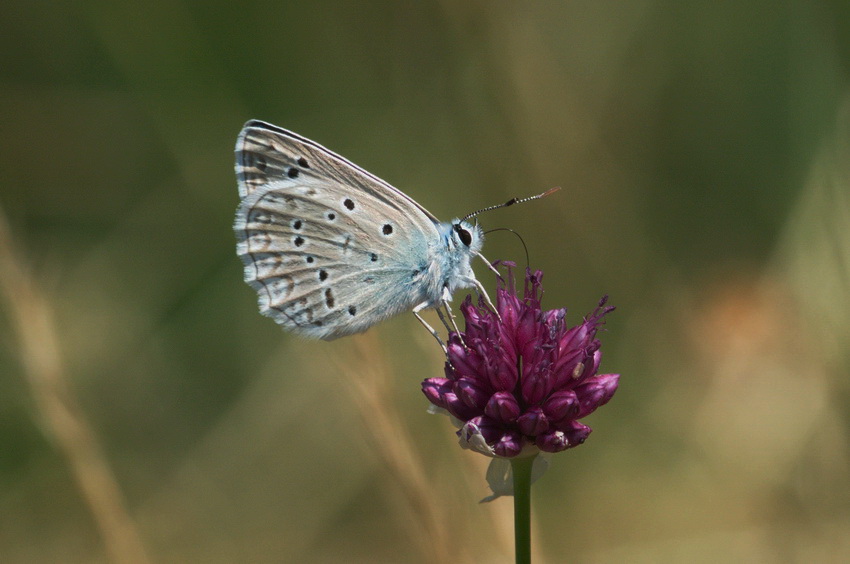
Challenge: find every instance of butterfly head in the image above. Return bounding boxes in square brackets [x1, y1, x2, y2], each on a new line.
[450, 220, 484, 255]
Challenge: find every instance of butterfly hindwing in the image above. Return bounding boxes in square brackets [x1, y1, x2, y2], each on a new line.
[234, 121, 443, 339]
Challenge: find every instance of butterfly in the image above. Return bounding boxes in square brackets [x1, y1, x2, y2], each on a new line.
[234, 120, 554, 344]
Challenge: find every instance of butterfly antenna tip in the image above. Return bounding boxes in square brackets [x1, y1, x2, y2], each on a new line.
[461, 187, 561, 223]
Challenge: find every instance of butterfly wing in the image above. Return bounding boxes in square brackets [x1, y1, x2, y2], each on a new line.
[234, 120, 443, 339]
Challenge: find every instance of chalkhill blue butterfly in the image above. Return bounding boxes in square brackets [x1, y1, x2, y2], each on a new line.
[234, 120, 555, 344]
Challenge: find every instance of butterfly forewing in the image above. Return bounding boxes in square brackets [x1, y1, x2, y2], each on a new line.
[234, 121, 442, 339]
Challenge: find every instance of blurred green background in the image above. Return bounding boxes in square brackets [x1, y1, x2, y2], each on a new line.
[2, 1, 849, 562]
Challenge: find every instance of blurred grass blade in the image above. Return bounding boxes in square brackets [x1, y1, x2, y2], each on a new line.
[0, 206, 152, 564]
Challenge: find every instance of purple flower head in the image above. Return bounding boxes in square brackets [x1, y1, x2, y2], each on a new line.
[422, 263, 619, 458]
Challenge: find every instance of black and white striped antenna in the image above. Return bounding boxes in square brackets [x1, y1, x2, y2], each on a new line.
[460, 187, 561, 224]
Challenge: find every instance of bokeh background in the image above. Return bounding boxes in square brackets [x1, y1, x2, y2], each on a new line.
[2, 2, 849, 562]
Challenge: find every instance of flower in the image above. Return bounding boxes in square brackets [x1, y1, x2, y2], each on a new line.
[422, 263, 619, 459]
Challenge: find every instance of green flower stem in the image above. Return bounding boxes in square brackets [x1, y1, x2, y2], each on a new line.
[511, 455, 534, 564]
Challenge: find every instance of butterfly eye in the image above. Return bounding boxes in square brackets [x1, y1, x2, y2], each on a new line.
[454, 224, 473, 247]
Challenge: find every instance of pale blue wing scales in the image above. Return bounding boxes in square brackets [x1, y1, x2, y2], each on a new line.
[236, 120, 439, 223]
[234, 121, 441, 339]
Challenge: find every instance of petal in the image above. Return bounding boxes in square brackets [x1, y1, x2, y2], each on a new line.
[517, 407, 550, 436]
[497, 289, 521, 328]
[535, 430, 571, 453]
[542, 389, 579, 421]
[447, 344, 482, 379]
[558, 323, 590, 355]
[484, 391, 521, 423]
[537, 420, 592, 452]
[575, 373, 620, 417]
[442, 391, 480, 421]
[556, 419, 592, 446]
[496, 311, 520, 363]
[584, 348, 602, 379]
[460, 301, 491, 341]
[516, 308, 542, 358]
[455, 377, 490, 410]
[421, 378, 451, 408]
[464, 415, 505, 446]
[493, 431, 525, 458]
[521, 362, 553, 405]
[489, 352, 519, 391]
[551, 351, 585, 389]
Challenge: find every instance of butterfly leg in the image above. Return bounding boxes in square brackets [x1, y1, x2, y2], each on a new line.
[437, 299, 466, 347]
[438, 286, 464, 335]
[475, 252, 502, 279]
[472, 254, 503, 321]
[434, 304, 453, 334]
[465, 276, 501, 321]
[413, 302, 447, 354]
